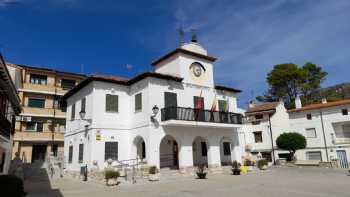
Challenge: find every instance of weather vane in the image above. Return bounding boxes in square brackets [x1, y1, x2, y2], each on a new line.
[177, 26, 185, 45]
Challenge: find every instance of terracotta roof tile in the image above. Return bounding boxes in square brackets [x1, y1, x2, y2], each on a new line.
[245, 102, 280, 114]
[288, 99, 350, 112]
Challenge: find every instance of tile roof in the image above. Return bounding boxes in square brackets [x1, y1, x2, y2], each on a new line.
[288, 99, 350, 112]
[62, 72, 183, 100]
[245, 102, 280, 114]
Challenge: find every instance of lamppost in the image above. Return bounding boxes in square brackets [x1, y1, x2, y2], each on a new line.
[78, 110, 91, 181]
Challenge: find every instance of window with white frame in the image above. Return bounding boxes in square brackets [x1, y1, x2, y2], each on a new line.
[336, 124, 350, 138]
[305, 128, 317, 138]
[306, 151, 322, 161]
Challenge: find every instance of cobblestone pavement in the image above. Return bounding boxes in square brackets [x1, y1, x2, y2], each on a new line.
[25, 167, 350, 197]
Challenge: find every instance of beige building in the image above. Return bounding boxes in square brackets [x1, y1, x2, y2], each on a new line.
[6, 63, 86, 163]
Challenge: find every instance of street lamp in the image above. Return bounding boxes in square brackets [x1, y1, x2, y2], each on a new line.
[150, 105, 159, 122]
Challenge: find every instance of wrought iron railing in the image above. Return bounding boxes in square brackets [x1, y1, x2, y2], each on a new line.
[161, 106, 243, 124]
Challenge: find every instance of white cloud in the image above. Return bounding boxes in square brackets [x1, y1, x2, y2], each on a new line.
[174, 0, 350, 107]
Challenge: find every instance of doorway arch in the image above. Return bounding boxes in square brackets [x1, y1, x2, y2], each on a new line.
[132, 136, 146, 162]
[192, 136, 209, 166]
[159, 135, 179, 169]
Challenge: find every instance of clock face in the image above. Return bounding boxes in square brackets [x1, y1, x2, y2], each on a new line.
[192, 63, 202, 77]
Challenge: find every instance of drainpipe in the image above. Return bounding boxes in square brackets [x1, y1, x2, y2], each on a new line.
[319, 110, 329, 162]
[268, 114, 276, 165]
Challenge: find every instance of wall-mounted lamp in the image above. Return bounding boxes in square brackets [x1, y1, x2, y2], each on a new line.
[79, 111, 86, 119]
[150, 105, 159, 122]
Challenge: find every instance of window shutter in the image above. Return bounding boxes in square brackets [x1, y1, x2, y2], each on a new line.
[104, 142, 118, 161]
[68, 146, 73, 163]
[71, 104, 75, 120]
[81, 98, 86, 112]
[135, 93, 142, 111]
[164, 92, 177, 108]
[78, 144, 84, 163]
[106, 94, 118, 112]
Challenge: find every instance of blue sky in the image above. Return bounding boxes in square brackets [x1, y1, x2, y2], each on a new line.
[1, 0, 350, 107]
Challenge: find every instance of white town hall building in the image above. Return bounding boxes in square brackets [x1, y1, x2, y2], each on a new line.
[62, 39, 244, 172]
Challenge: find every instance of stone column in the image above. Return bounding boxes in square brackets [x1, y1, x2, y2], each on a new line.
[178, 145, 193, 172]
[208, 138, 221, 170]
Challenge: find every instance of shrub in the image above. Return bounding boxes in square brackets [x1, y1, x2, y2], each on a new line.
[257, 159, 268, 169]
[276, 132, 306, 160]
[148, 166, 159, 174]
[105, 170, 120, 180]
[0, 175, 26, 197]
[196, 165, 207, 174]
[232, 161, 241, 169]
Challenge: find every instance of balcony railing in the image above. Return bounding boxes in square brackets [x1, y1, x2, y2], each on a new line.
[0, 114, 12, 139]
[161, 106, 243, 124]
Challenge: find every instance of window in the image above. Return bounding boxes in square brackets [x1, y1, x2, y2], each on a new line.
[306, 128, 317, 138]
[105, 142, 118, 161]
[135, 93, 142, 111]
[28, 98, 45, 108]
[255, 114, 263, 120]
[306, 114, 312, 120]
[71, 103, 75, 120]
[201, 142, 207, 157]
[81, 97, 86, 113]
[218, 100, 227, 112]
[306, 151, 322, 161]
[78, 144, 84, 163]
[336, 124, 350, 138]
[53, 95, 61, 109]
[342, 109, 348, 116]
[61, 79, 76, 90]
[25, 122, 43, 132]
[105, 94, 118, 112]
[68, 146, 73, 163]
[223, 142, 231, 156]
[30, 74, 47, 85]
[164, 92, 177, 108]
[253, 131, 263, 143]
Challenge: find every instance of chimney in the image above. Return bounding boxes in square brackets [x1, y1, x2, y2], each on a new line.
[249, 100, 256, 108]
[295, 96, 302, 109]
[322, 98, 327, 104]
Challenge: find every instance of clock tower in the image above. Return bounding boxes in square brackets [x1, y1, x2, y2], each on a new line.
[152, 39, 217, 88]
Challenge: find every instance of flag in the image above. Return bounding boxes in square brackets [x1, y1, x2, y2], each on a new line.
[224, 98, 229, 112]
[211, 94, 217, 111]
[195, 90, 203, 109]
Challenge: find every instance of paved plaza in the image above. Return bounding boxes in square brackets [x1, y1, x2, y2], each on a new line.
[25, 167, 349, 197]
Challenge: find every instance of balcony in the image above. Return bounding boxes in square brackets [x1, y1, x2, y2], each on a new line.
[161, 106, 243, 128]
[14, 131, 64, 142]
[0, 114, 12, 139]
[22, 107, 66, 118]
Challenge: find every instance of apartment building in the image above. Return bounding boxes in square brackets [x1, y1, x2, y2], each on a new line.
[6, 63, 86, 163]
[63, 39, 244, 172]
[244, 97, 350, 168]
[0, 54, 21, 174]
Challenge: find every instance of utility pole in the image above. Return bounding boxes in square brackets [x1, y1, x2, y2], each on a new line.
[268, 114, 276, 165]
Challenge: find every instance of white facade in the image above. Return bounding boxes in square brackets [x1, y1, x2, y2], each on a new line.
[64, 41, 244, 172]
[244, 99, 350, 167]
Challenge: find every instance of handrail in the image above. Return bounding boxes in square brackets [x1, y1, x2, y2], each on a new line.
[161, 106, 243, 124]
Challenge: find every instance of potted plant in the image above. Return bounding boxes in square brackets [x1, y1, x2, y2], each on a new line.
[257, 159, 268, 170]
[196, 165, 207, 179]
[232, 161, 241, 175]
[148, 166, 160, 181]
[105, 170, 120, 186]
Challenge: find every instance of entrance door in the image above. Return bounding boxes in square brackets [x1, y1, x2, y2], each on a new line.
[336, 150, 349, 168]
[32, 145, 47, 162]
[173, 141, 178, 167]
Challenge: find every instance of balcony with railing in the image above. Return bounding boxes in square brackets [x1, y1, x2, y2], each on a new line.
[161, 106, 243, 128]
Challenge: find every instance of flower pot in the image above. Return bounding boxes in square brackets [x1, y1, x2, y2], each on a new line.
[148, 173, 160, 181]
[232, 169, 241, 175]
[196, 172, 207, 179]
[259, 165, 268, 170]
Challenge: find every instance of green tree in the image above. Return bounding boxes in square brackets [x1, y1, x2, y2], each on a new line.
[257, 63, 327, 108]
[276, 132, 306, 161]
